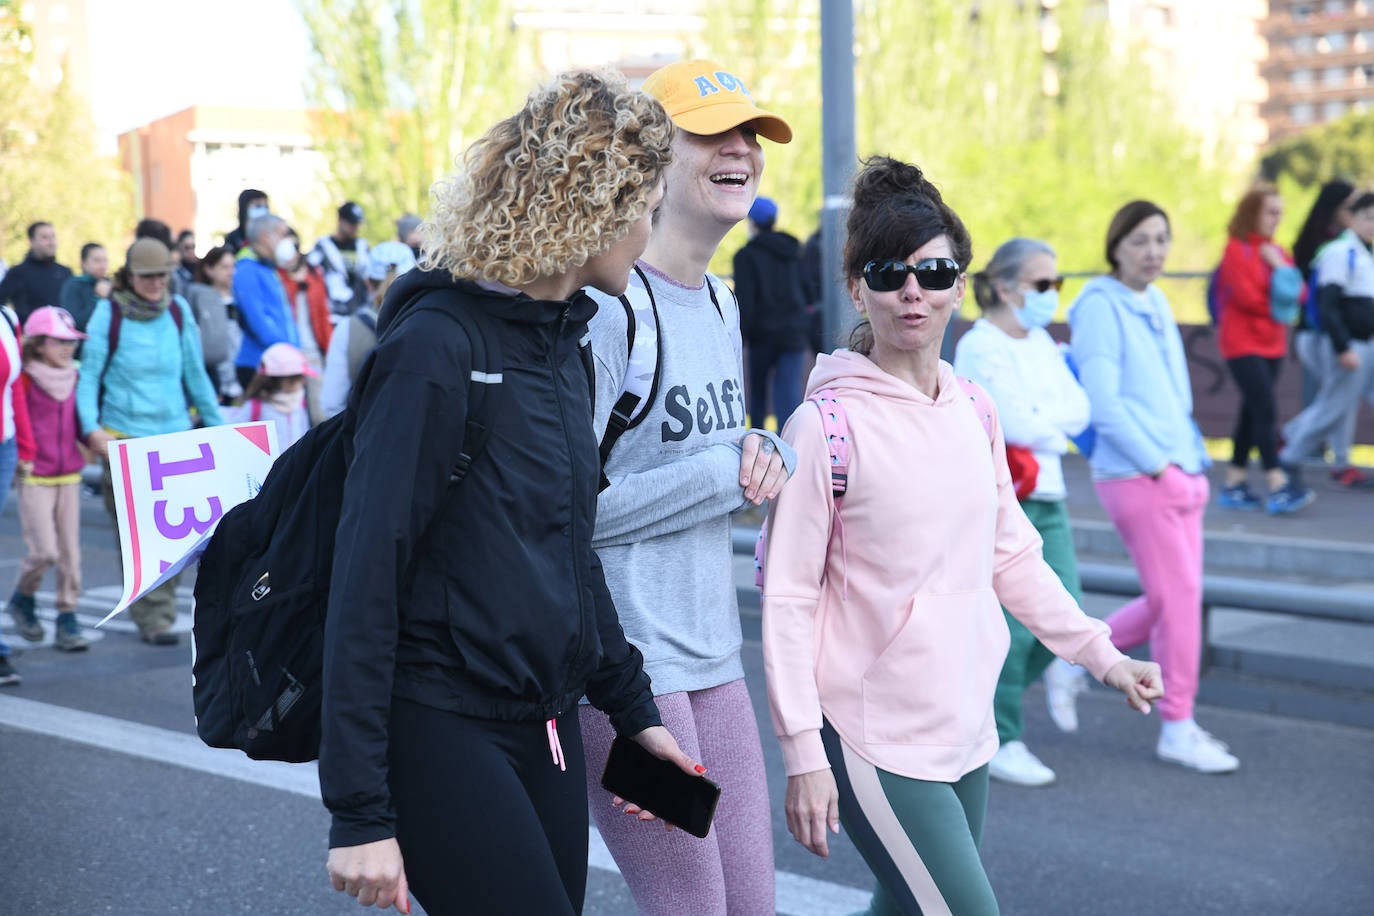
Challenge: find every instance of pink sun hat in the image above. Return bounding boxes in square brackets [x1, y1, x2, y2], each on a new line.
[23, 305, 88, 341]
[258, 342, 319, 378]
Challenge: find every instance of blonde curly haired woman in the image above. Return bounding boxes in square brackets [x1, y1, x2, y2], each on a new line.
[320, 70, 699, 915]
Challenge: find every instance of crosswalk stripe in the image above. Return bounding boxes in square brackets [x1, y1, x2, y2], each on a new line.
[0, 695, 871, 915]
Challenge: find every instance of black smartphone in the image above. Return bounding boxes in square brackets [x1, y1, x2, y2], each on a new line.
[600, 736, 721, 839]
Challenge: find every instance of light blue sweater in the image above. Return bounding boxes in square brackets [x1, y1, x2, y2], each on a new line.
[1067, 275, 1208, 479]
[76, 296, 224, 438]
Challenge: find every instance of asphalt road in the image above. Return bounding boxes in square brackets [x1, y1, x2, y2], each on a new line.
[1, 491, 1371, 915]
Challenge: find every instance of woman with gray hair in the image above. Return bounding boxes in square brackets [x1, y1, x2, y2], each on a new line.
[953, 237, 1092, 787]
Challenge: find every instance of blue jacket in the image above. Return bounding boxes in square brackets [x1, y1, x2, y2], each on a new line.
[76, 296, 224, 438]
[1067, 275, 1208, 479]
[232, 253, 298, 369]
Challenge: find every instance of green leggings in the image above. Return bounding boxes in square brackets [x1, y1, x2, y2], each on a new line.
[995, 498, 1083, 744]
[822, 723, 998, 915]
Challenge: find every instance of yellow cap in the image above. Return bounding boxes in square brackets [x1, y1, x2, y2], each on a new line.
[642, 59, 792, 144]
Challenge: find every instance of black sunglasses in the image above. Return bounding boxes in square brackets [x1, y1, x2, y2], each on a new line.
[1027, 276, 1065, 293]
[863, 258, 961, 293]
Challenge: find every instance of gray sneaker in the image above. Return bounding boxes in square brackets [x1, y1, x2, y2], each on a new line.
[54, 613, 90, 652]
[6, 592, 44, 642]
[0, 656, 20, 686]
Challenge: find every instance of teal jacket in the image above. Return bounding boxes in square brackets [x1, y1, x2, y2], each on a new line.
[1067, 275, 1209, 479]
[76, 296, 225, 438]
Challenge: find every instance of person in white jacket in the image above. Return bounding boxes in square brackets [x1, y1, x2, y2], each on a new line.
[954, 237, 1092, 788]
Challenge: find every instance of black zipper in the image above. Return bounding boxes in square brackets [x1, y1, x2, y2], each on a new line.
[549, 307, 589, 680]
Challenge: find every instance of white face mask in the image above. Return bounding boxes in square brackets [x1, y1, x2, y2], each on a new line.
[273, 237, 299, 269]
[266, 388, 305, 414]
[247, 204, 270, 221]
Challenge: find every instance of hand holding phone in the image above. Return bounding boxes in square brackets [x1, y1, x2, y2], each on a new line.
[601, 734, 721, 839]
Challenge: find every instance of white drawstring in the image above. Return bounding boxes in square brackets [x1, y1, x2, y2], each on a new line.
[546, 718, 566, 772]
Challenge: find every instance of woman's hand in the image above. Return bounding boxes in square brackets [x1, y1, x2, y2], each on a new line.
[1103, 658, 1164, 714]
[739, 432, 790, 505]
[1258, 242, 1285, 268]
[326, 838, 410, 912]
[86, 429, 115, 458]
[15, 460, 33, 481]
[785, 768, 841, 857]
[613, 726, 706, 830]
[1338, 349, 1361, 372]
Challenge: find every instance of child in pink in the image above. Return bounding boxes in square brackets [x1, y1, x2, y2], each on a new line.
[8, 306, 89, 651]
[222, 342, 316, 448]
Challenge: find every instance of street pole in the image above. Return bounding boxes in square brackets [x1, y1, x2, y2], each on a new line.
[820, 0, 857, 351]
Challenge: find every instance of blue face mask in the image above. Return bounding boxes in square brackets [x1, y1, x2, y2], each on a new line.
[1015, 288, 1058, 330]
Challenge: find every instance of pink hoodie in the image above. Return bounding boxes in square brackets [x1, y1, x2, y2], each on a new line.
[761, 350, 1126, 781]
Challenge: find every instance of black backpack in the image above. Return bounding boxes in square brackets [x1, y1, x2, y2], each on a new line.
[191, 291, 504, 762]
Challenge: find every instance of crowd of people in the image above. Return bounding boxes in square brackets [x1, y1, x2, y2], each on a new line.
[0, 54, 1368, 915]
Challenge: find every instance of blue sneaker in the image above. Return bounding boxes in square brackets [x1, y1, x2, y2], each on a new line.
[1217, 483, 1261, 510]
[1267, 484, 1315, 515]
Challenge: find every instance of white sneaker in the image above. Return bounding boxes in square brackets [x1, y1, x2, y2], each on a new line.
[1043, 659, 1087, 733]
[1156, 721, 1240, 774]
[988, 740, 1056, 787]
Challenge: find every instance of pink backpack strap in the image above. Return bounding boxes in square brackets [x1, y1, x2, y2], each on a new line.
[754, 389, 851, 596]
[955, 376, 994, 444]
[250, 399, 262, 423]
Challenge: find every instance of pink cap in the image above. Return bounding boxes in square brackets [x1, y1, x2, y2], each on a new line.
[258, 342, 319, 378]
[23, 306, 87, 341]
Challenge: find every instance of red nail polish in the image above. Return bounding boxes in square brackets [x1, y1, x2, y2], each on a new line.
[694, 764, 707, 774]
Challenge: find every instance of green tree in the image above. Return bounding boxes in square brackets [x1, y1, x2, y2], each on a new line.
[0, 9, 133, 267]
[1260, 110, 1374, 189]
[295, 0, 532, 243]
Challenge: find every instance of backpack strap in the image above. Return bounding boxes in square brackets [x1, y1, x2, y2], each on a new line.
[440, 304, 503, 485]
[600, 264, 662, 468]
[250, 399, 262, 422]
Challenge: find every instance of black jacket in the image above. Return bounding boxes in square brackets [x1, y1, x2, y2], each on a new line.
[732, 229, 811, 350]
[0, 253, 73, 323]
[319, 269, 660, 848]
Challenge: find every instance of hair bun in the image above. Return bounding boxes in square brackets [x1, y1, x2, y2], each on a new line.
[851, 156, 945, 210]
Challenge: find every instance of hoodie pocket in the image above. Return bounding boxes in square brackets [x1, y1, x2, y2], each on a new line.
[861, 589, 1008, 747]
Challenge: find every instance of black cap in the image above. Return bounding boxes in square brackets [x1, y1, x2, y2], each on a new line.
[338, 201, 365, 224]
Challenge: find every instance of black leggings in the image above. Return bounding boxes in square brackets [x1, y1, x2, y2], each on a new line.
[387, 698, 589, 915]
[1227, 355, 1283, 471]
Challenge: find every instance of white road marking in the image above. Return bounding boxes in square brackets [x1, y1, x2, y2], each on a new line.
[0, 695, 872, 915]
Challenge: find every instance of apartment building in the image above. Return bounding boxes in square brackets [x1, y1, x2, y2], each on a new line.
[1263, 0, 1374, 139]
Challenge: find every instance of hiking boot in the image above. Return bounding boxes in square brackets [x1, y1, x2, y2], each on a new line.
[1043, 659, 1088, 733]
[5, 592, 44, 642]
[140, 628, 180, 647]
[1216, 483, 1261, 511]
[988, 740, 1056, 787]
[0, 656, 20, 686]
[1156, 721, 1239, 774]
[54, 613, 89, 652]
[1266, 484, 1315, 515]
[1331, 467, 1374, 489]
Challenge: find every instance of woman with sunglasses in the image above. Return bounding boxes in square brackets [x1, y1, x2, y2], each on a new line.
[1067, 201, 1238, 774]
[953, 238, 1091, 788]
[77, 237, 224, 645]
[760, 157, 1161, 915]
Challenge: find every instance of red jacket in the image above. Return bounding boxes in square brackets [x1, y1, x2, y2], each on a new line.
[1, 318, 34, 456]
[1216, 235, 1295, 360]
[277, 266, 334, 355]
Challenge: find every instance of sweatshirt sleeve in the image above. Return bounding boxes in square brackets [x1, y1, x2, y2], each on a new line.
[760, 404, 835, 776]
[75, 301, 110, 438]
[1069, 293, 1169, 475]
[13, 373, 35, 462]
[982, 397, 1125, 681]
[319, 312, 472, 850]
[176, 300, 224, 427]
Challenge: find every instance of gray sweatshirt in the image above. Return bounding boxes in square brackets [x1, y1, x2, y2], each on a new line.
[586, 263, 794, 696]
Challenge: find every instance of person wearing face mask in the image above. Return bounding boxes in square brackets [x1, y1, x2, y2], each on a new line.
[231, 213, 300, 391]
[954, 238, 1092, 788]
[578, 58, 795, 916]
[222, 342, 315, 448]
[1068, 201, 1235, 774]
[276, 228, 333, 424]
[225, 189, 269, 254]
[76, 238, 224, 646]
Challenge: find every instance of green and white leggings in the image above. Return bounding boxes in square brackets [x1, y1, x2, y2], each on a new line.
[822, 722, 1000, 916]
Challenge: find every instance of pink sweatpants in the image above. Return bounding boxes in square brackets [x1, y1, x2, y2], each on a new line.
[579, 679, 775, 916]
[1094, 467, 1209, 721]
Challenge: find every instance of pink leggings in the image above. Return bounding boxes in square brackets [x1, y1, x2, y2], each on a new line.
[579, 679, 774, 915]
[1095, 467, 1209, 722]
